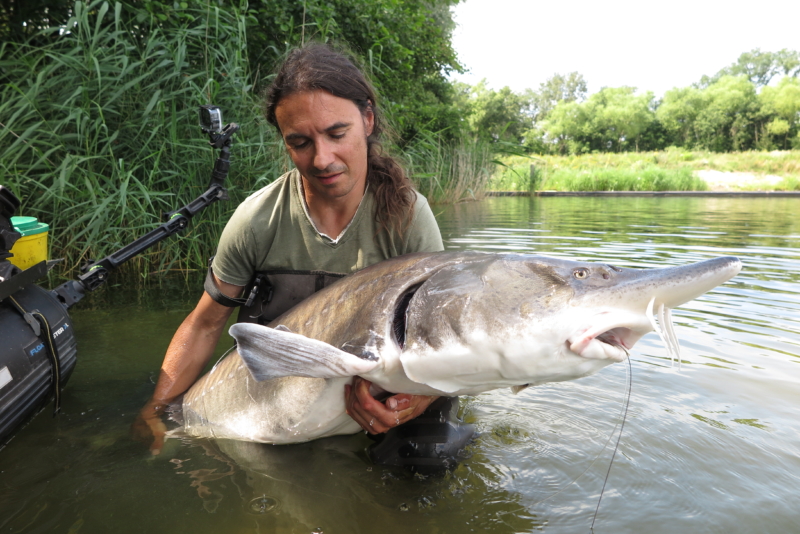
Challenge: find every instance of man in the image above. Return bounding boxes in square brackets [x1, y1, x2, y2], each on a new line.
[136, 44, 443, 454]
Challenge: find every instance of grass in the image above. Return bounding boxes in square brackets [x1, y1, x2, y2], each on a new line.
[545, 166, 706, 192]
[490, 149, 800, 192]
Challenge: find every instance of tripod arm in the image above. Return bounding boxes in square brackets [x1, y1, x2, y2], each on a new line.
[51, 123, 239, 309]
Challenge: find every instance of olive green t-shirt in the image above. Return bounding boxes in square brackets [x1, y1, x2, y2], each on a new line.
[211, 169, 444, 286]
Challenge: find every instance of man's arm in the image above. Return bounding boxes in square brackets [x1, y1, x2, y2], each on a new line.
[133, 274, 243, 454]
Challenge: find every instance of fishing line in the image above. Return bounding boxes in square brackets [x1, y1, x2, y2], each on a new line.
[530, 349, 632, 508]
[590, 351, 633, 532]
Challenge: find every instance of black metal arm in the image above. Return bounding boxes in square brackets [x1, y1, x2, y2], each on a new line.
[52, 122, 239, 309]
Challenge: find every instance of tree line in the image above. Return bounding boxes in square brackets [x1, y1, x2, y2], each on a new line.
[2, 1, 797, 170]
[459, 49, 800, 154]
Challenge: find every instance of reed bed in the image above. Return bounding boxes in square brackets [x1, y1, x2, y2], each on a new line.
[491, 150, 800, 191]
[404, 133, 495, 204]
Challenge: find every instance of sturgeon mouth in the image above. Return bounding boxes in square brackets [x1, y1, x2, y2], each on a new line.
[569, 325, 637, 362]
[568, 297, 687, 364]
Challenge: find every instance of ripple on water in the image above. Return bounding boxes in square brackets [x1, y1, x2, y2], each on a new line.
[3, 195, 800, 534]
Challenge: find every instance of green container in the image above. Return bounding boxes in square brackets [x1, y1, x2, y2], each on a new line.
[9, 216, 50, 269]
[11, 216, 49, 236]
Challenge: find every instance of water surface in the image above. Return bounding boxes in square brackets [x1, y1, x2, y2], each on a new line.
[2, 196, 798, 533]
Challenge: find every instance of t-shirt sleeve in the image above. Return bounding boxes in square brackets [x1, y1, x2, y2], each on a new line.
[211, 203, 260, 287]
[403, 192, 444, 254]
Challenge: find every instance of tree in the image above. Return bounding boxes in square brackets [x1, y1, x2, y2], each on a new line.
[759, 76, 800, 149]
[657, 86, 706, 147]
[587, 87, 655, 152]
[524, 71, 587, 122]
[540, 87, 654, 153]
[694, 76, 758, 151]
[457, 80, 532, 144]
[701, 48, 800, 88]
[538, 100, 586, 154]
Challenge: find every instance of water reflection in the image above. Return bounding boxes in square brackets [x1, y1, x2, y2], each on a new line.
[169, 435, 542, 533]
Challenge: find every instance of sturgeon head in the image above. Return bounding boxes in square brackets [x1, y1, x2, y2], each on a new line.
[393, 253, 742, 395]
[231, 252, 741, 399]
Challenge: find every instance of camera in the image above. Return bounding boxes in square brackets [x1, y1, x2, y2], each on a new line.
[199, 105, 223, 134]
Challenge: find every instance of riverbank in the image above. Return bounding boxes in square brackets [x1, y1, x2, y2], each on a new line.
[489, 150, 800, 192]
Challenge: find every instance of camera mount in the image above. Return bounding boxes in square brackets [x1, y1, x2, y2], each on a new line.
[51, 106, 240, 308]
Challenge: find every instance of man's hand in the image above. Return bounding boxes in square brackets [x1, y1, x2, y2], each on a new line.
[344, 377, 438, 434]
[131, 399, 168, 455]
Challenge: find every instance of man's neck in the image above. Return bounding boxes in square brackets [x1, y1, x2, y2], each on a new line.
[300, 177, 367, 241]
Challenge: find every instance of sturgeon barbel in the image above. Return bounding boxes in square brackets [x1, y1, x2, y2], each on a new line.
[178, 252, 741, 444]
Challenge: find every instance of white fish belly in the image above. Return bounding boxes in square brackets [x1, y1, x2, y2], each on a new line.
[181, 352, 361, 444]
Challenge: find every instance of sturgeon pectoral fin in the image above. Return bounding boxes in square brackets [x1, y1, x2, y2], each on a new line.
[229, 323, 380, 382]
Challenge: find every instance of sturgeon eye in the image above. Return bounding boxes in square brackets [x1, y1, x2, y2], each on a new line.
[573, 268, 589, 279]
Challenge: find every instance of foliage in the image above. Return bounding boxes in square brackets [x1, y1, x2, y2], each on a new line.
[531, 66, 800, 155]
[758, 77, 800, 148]
[491, 149, 800, 191]
[701, 48, 800, 88]
[0, 0, 493, 279]
[523, 71, 587, 122]
[455, 49, 800, 157]
[692, 76, 759, 152]
[3, 0, 465, 146]
[0, 0, 285, 278]
[453, 80, 532, 144]
[236, 0, 465, 143]
[537, 87, 656, 153]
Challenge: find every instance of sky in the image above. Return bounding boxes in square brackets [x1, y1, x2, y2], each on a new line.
[450, 0, 800, 98]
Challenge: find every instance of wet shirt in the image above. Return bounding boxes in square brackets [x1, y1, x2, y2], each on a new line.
[212, 169, 444, 286]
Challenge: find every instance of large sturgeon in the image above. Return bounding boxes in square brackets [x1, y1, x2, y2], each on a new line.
[178, 252, 741, 444]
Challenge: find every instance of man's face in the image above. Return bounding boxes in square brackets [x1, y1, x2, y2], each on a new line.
[275, 90, 374, 204]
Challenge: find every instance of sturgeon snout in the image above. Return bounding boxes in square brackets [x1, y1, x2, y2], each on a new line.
[568, 256, 742, 364]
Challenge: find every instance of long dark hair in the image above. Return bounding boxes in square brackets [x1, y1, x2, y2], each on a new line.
[264, 43, 414, 236]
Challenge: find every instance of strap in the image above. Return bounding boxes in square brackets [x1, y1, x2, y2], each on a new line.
[5, 294, 62, 416]
[203, 266, 247, 308]
[236, 270, 346, 325]
[0, 260, 48, 302]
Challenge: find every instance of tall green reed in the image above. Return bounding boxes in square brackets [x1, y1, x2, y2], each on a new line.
[0, 1, 284, 280]
[403, 131, 495, 204]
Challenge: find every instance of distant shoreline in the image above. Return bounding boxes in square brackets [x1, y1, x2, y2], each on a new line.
[486, 190, 800, 197]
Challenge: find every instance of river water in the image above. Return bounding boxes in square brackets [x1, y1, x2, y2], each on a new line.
[2, 196, 798, 533]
